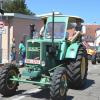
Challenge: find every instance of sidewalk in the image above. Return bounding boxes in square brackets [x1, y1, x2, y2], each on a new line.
[67, 61, 100, 100]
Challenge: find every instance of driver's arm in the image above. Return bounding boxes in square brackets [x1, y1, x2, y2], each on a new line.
[69, 31, 81, 42]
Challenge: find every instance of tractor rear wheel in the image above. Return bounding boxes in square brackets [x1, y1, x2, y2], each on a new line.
[66, 46, 88, 89]
[50, 67, 68, 100]
[0, 63, 19, 96]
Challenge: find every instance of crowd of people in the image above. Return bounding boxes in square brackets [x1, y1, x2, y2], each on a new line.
[10, 38, 26, 66]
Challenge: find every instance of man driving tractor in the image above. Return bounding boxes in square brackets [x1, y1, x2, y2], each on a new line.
[67, 18, 86, 43]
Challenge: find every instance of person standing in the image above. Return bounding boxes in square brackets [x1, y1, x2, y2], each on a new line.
[10, 38, 16, 63]
[19, 40, 26, 66]
[30, 24, 37, 38]
[39, 19, 47, 37]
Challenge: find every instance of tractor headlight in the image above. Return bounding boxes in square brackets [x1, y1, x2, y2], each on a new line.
[41, 61, 46, 66]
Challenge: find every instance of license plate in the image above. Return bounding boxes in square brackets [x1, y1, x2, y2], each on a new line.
[25, 59, 40, 64]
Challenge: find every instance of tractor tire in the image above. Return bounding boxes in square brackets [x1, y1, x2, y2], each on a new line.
[0, 63, 19, 96]
[50, 67, 68, 100]
[66, 46, 88, 89]
[97, 61, 100, 63]
[91, 54, 96, 64]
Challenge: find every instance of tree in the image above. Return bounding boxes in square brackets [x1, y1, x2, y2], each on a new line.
[2, 0, 35, 15]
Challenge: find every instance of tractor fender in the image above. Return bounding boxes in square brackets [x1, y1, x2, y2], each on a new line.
[65, 43, 80, 58]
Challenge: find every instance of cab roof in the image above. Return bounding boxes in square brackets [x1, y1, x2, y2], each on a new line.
[40, 14, 84, 23]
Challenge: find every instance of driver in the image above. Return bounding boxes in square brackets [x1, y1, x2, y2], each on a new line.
[67, 19, 86, 42]
[75, 19, 86, 35]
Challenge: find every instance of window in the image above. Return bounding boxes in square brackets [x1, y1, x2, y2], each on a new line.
[45, 22, 65, 39]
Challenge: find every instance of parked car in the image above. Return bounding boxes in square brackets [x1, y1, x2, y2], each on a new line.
[86, 45, 96, 60]
[90, 45, 100, 64]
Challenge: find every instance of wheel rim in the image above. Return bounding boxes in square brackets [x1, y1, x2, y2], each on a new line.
[6, 70, 17, 89]
[60, 74, 67, 96]
[81, 57, 86, 79]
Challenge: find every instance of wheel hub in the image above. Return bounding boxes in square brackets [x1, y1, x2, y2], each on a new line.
[60, 74, 67, 96]
[81, 57, 86, 79]
[6, 70, 17, 89]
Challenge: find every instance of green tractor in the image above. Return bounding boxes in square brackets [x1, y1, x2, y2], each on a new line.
[91, 45, 100, 64]
[0, 13, 88, 100]
[96, 46, 100, 63]
[91, 34, 100, 64]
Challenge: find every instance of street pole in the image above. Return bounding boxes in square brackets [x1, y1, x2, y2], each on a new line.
[0, 0, 3, 20]
[0, 0, 3, 63]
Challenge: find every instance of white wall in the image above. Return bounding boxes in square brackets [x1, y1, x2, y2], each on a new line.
[95, 30, 100, 46]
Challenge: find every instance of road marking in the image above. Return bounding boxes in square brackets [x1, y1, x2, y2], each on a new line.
[12, 88, 41, 100]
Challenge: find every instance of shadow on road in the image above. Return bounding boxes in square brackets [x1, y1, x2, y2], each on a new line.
[1, 90, 26, 98]
[29, 88, 74, 100]
[5, 79, 94, 99]
[29, 88, 50, 99]
[66, 95, 74, 100]
[16, 90, 26, 95]
[81, 79, 95, 90]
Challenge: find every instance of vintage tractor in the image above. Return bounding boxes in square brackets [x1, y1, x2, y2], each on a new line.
[96, 45, 100, 63]
[91, 45, 100, 64]
[0, 13, 88, 100]
[91, 35, 100, 64]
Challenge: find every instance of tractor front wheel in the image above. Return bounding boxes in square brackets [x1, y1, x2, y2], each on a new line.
[50, 67, 68, 100]
[0, 63, 19, 96]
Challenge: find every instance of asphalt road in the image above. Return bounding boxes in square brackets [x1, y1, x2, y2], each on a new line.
[0, 61, 100, 100]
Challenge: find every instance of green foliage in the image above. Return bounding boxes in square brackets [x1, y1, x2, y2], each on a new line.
[2, 0, 35, 15]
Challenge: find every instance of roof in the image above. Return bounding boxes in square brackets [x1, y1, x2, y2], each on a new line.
[37, 12, 84, 23]
[84, 24, 100, 42]
[37, 12, 62, 18]
[0, 13, 41, 20]
[86, 24, 100, 35]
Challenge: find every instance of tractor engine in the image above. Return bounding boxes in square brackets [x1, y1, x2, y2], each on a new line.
[25, 40, 60, 78]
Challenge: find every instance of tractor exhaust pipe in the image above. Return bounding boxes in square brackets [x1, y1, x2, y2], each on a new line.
[52, 11, 54, 46]
[48, 11, 56, 56]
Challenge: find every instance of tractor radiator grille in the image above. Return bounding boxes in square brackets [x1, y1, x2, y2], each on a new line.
[27, 42, 40, 60]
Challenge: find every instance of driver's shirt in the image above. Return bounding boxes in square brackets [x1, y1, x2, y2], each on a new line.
[75, 25, 86, 35]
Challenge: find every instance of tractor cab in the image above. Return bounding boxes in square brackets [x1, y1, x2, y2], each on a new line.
[25, 15, 85, 67]
[43, 15, 84, 40]
[33, 15, 84, 41]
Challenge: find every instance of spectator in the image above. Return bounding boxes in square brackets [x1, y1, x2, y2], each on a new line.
[10, 38, 16, 64]
[39, 19, 47, 37]
[30, 24, 36, 38]
[39, 25, 45, 36]
[19, 40, 26, 66]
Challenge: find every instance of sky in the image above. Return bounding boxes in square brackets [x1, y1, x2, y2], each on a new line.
[25, 0, 100, 24]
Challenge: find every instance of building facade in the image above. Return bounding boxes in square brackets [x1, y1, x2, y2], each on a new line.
[0, 13, 43, 63]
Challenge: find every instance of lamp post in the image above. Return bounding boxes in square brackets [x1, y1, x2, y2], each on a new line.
[0, 0, 3, 16]
[0, 0, 3, 63]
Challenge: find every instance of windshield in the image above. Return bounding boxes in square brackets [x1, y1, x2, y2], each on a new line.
[45, 22, 65, 39]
